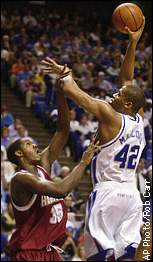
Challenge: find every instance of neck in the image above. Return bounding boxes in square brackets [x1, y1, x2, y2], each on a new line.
[128, 112, 136, 117]
[18, 162, 38, 175]
[124, 110, 136, 117]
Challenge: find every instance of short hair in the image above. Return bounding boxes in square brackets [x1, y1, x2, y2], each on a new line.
[124, 85, 146, 113]
[7, 139, 22, 166]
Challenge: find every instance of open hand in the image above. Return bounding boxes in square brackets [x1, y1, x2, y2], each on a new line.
[125, 16, 145, 43]
[41, 57, 65, 75]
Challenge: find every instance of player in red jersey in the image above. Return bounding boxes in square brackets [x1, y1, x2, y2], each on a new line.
[5, 84, 99, 261]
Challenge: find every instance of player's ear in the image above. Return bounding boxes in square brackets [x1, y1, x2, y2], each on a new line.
[15, 150, 23, 157]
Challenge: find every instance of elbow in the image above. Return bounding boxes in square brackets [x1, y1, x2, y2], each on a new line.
[64, 128, 70, 141]
[64, 122, 70, 135]
[59, 128, 70, 143]
[48, 187, 66, 199]
[57, 180, 69, 196]
[121, 80, 133, 86]
[56, 185, 68, 198]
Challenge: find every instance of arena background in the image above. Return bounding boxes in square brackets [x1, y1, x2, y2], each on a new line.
[1, 1, 152, 261]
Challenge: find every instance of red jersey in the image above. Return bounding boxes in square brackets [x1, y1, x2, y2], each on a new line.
[6, 165, 67, 257]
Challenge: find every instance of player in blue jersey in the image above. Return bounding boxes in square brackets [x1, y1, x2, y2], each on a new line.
[41, 18, 146, 261]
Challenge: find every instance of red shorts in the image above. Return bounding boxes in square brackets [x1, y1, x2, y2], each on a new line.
[10, 248, 63, 261]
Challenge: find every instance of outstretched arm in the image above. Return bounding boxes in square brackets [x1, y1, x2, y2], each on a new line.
[12, 139, 100, 199]
[119, 17, 145, 86]
[40, 83, 70, 173]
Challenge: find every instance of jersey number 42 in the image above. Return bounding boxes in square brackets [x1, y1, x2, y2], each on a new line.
[114, 144, 140, 169]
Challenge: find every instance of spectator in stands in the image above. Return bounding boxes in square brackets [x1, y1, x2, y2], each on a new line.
[144, 101, 152, 122]
[78, 71, 93, 91]
[97, 71, 113, 93]
[16, 62, 33, 93]
[1, 105, 15, 129]
[77, 115, 91, 137]
[1, 127, 11, 149]
[8, 118, 23, 140]
[22, 10, 37, 26]
[10, 58, 25, 89]
[85, 113, 98, 135]
[1, 231, 9, 261]
[24, 74, 45, 108]
[12, 124, 37, 144]
[51, 160, 61, 178]
[1, 145, 15, 192]
[34, 35, 50, 57]
[70, 109, 80, 133]
[1, 200, 15, 238]
[1, 35, 11, 85]
[106, 59, 120, 81]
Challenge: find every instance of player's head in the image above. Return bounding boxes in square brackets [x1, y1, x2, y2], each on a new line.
[110, 84, 146, 115]
[7, 138, 41, 167]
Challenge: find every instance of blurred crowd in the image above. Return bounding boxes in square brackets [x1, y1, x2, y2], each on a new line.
[1, 5, 152, 261]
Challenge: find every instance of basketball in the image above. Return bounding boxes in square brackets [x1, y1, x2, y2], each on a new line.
[112, 3, 144, 34]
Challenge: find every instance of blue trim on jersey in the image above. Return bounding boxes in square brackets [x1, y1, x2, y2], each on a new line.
[86, 191, 97, 233]
[101, 114, 125, 149]
[87, 250, 106, 261]
[129, 115, 140, 123]
[87, 194, 92, 214]
[94, 238, 104, 252]
[129, 116, 137, 121]
[92, 155, 98, 185]
[117, 242, 137, 260]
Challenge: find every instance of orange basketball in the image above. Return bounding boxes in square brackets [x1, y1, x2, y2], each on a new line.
[112, 3, 144, 34]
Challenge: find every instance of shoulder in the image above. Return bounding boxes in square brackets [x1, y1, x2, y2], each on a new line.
[11, 170, 34, 184]
[98, 99, 121, 124]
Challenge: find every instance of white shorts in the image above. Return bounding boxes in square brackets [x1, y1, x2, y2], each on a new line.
[84, 181, 143, 260]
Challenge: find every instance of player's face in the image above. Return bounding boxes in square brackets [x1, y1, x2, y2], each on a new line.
[20, 139, 41, 164]
[109, 86, 129, 113]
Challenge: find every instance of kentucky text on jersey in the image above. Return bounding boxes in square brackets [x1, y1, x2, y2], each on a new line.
[119, 130, 143, 144]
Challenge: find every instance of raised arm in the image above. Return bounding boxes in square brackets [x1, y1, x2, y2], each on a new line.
[40, 84, 70, 173]
[60, 75, 117, 122]
[41, 58, 118, 124]
[119, 17, 145, 86]
[12, 139, 99, 199]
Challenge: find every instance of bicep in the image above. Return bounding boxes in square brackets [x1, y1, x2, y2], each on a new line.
[65, 83, 116, 122]
[14, 173, 64, 198]
[86, 97, 118, 123]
